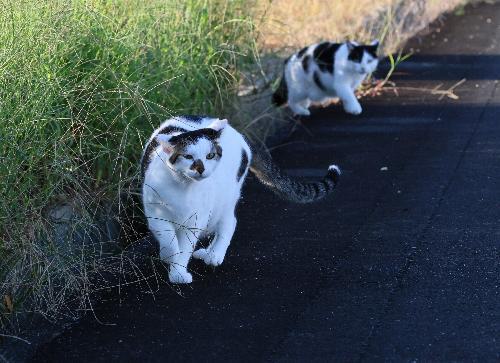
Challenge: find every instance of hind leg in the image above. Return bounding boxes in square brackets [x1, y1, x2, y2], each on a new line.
[287, 86, 311, 116]
[288, 99, 311, 116]
[193, 214, 236, 266]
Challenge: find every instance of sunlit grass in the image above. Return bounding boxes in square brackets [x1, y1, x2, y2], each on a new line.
[254, 0, 467, 54]
[0, 0, 255, 327]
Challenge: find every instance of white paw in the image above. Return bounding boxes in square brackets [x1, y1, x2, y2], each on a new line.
[289, 103, 311, 116]
[192, 248, 225, 266]
[344, 101, 362, 115]
[168, 267, 193, 284]
[293, 108, 311, 116]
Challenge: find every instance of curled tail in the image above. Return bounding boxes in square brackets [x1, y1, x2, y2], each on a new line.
[249, 149, 340, 204]
[272, 72, 288, 107]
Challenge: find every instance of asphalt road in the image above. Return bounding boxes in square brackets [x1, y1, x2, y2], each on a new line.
[31, 3, 499, 362]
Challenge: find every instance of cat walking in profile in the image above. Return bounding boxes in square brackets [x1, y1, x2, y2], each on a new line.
[273, 40, 379, 116]
[141, 115, 341, 284]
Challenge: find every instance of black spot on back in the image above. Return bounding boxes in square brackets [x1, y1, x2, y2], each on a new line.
[313, 42, 340, 73]
[297, 46, 308, 58]
[313, 71, 327, 91]
[302, 55, 311, 73]
[272, 72, 288, 106]
[237, 149, 249, 182]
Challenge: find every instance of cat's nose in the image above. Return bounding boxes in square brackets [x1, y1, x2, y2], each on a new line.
[191, 159, 205, 175]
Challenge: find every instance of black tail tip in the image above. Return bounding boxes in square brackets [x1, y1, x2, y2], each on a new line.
[327, 164, 341, 184]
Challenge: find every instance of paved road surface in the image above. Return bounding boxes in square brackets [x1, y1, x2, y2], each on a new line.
[31, 3, 499, 362]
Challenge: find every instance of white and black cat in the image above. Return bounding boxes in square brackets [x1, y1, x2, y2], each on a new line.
[273, 40, 379, 116]
[141, 115, 341, 284]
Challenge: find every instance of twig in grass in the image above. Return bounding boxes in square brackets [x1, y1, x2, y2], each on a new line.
[383, 78, 467, 100]
[0, 333, 31, 345]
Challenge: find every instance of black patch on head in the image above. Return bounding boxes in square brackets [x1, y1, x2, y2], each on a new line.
[237, 149, 249, 182]
[313, 42, 340, 73]
[297, 46, 308, 58]
[302, 55, 311, 73]
[167, 128, 222, 165]
[158, 125, 188, 135]
[141, 124, 222, 178]
[168, 151, 181, 165]
[347, 46, 364, 62]
[141, 125, 189, 178]
[169, 128, 221, 146]
[365, 45, 378, 59]
[215, 144, 223, 158]
[348, 44, 378, 63]
[177, 115, 206, 123]
[313, 71, 327, 91]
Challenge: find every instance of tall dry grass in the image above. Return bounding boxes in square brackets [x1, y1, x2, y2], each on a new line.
[254, 0, 468, 53]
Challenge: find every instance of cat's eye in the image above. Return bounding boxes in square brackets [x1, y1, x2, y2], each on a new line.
[184, 154, 193, 160]
[206, 153, 215, 160]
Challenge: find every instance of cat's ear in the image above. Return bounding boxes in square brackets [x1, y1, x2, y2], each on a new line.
[370, 39, 380, 48]
[208, 118, 228, 131]
[208, 118, 228, 138]
[156, 134, 175, 154]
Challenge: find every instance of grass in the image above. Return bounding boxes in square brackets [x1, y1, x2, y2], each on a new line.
[0, 0, 256, 330]
[254, 0, 468, 54]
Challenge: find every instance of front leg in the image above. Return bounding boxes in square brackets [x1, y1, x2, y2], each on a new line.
[148, 219, 179, 264]
[168, 225, 199, 284]
[193, 214, 236, 266]
[148, 217, 199, 284]
[336, 85, 362, 115]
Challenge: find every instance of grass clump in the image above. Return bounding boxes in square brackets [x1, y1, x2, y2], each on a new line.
[0, 0, 255, 328]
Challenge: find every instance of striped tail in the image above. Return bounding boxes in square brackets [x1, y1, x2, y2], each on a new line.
[249, 149, 340, 204]
[272, 72, 288, 107]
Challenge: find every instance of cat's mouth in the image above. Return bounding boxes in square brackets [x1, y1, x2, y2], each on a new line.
[189, 172, 209, 181]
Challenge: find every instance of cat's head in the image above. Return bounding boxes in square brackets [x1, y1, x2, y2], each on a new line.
[346, 40, 379, 74]
[156, 119, 227, 181]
